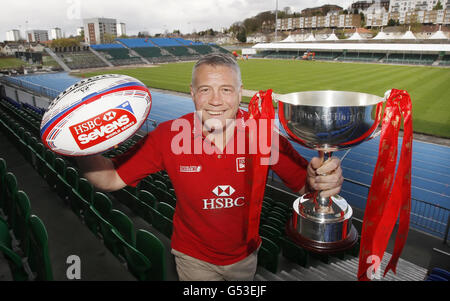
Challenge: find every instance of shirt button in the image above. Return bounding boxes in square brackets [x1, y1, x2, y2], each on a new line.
[218, 155, 222, 159]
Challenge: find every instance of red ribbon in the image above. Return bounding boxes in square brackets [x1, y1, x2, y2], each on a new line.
[357, 89, 413, 281]
[246, 89, 275, 251]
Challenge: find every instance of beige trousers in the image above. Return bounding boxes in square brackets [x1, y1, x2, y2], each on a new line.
[171, 248, 259, 281]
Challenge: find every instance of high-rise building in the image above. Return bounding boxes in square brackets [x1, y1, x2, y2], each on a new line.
[389, 0, 447, 13]
[50, 27, 63, 40]
[6, 29, 21, 41]
[117, 23, 126, 37]
[25, 30, 49, 42]
[83, 18, 117, 45]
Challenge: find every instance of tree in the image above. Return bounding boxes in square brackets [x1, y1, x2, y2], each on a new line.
[387, 19, 397, 26]
[50, 38, 80, 48]
[434, 0, 443, 10]
[102, 33, 116, 44]
[236, 27, 247, 43]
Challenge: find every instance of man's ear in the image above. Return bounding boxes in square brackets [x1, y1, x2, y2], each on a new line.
[190, 84, 195, 98]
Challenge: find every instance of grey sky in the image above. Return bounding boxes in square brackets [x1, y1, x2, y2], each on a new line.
[0, 0, 353, 41]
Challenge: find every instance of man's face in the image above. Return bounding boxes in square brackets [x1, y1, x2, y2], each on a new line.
[190, 64, 242, 132]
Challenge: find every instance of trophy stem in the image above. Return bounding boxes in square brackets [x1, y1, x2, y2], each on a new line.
[316, 151, 333, 207]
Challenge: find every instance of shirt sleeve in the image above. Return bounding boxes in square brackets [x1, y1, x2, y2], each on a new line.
[270, 133, 309, 193]
[111, 126, 165, 187]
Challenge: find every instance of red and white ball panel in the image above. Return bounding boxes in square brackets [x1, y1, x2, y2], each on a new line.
[40, 74, 152, 156]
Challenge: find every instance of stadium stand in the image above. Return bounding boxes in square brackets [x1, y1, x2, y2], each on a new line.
[384, 53, 439, 65]
[313, 51, 342, 61]
[114, 37, 226, 63]
[91, 43, 143, 66]
[52, 46, 108, 70]
[439, 54, 450, 66]
[132, 47, 175, 63]
[338, 52, 386, 63]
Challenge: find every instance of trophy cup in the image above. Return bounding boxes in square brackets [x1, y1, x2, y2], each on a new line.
[276, 90, 384, 254]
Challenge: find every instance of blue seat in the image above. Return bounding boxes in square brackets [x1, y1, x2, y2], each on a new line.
[427, 274, 448, 281]
[430, 268, 450, 280]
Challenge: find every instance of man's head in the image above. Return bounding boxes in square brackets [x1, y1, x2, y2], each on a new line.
[190, 53, 243, 132]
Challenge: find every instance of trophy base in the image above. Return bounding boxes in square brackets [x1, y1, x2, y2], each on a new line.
[286, 220, 358, 255]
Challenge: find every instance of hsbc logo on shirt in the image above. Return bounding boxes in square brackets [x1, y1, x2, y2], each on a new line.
[212, 185, 235, 197]
[203, 185, 245, 210]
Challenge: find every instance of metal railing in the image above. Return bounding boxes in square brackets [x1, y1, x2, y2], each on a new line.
[2, 76, 61, 100]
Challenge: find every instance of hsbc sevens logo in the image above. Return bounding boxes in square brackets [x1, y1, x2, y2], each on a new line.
[212, 185, 235, 197]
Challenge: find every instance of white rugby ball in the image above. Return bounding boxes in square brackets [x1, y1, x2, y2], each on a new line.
[40, 74, 152, 156]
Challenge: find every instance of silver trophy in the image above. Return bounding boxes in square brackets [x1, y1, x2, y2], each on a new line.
[277, 90, 384, 254]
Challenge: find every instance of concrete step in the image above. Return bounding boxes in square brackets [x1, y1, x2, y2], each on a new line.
[279, 270, 300, 281]
[255, 267, 284, 281]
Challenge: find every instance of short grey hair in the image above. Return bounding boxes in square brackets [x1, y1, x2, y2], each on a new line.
[191, 53, 242, 87]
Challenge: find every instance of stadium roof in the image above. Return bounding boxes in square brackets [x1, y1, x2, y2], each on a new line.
[372, 31, 389, 40]
[304, 34, 316, 42]
[252, 42, 450, 53]
[401, 30, 417, 40]
[326, 33, 339, 41]
[347, 32, 365, 40]
[281, 35, 296, 43]
[429, 30, 448, 40]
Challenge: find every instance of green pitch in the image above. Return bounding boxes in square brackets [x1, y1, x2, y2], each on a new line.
[76, 59, 450, 138]
[0, 57, 28, 69]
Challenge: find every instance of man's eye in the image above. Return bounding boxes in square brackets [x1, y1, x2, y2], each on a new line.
[199, 88, 210, 93]
[222, 88, 233, 93]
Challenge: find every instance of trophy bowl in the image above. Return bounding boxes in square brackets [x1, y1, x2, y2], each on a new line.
[277, 90, 384, 254]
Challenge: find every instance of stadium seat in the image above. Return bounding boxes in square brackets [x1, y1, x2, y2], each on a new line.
[280, 236, 309, 267]
[26, 215, 53, 280]
[110, 209, 135, 247]
[0, 158, 6, 214]
[136, 190, 157, 224]
[114, 188, 139, 213]
[430, 268, 450, 280]
[257, 236, 280, 273]
[12, 190, 31, 253]
[4, 172, 18, 223]
[69, 178, 92, 219]
[92, 192, 112, 218]
[84, 192, 112, 236]
[111, 227, 151, 280]
[0, 217, 28, 280]
[259, 224, 282, 246]
[135, 229, 166, 280]
[157, 202, 175, 221]
[153, 202, 174, 238]
[265, 216, 286, 232]
[44, 150, 57, 189]
[426, 274, 448, 281]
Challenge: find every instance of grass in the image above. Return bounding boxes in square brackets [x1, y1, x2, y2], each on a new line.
[0, 57, 28, 69]
[75, 59, 450, 138]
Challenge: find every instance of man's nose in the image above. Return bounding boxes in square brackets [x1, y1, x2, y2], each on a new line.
[208, 89, 223, 106]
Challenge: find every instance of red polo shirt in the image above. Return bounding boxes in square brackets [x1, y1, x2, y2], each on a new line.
[112, 109, 308, 265]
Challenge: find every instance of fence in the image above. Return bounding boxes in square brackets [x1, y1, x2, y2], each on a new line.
[2, 76, 61, 100]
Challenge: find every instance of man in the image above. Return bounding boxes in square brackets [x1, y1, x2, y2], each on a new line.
[76, 53, 343, 281]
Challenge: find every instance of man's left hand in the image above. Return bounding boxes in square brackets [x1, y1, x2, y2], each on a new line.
[306, 155, 344, 198]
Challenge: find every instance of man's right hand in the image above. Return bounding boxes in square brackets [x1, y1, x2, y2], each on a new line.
[75, 155, 127, 192]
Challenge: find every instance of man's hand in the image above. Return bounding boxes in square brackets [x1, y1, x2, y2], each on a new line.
[306, 153, 344, 198]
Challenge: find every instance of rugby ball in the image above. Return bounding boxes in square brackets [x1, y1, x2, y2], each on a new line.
[40, 74, 152, 156]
